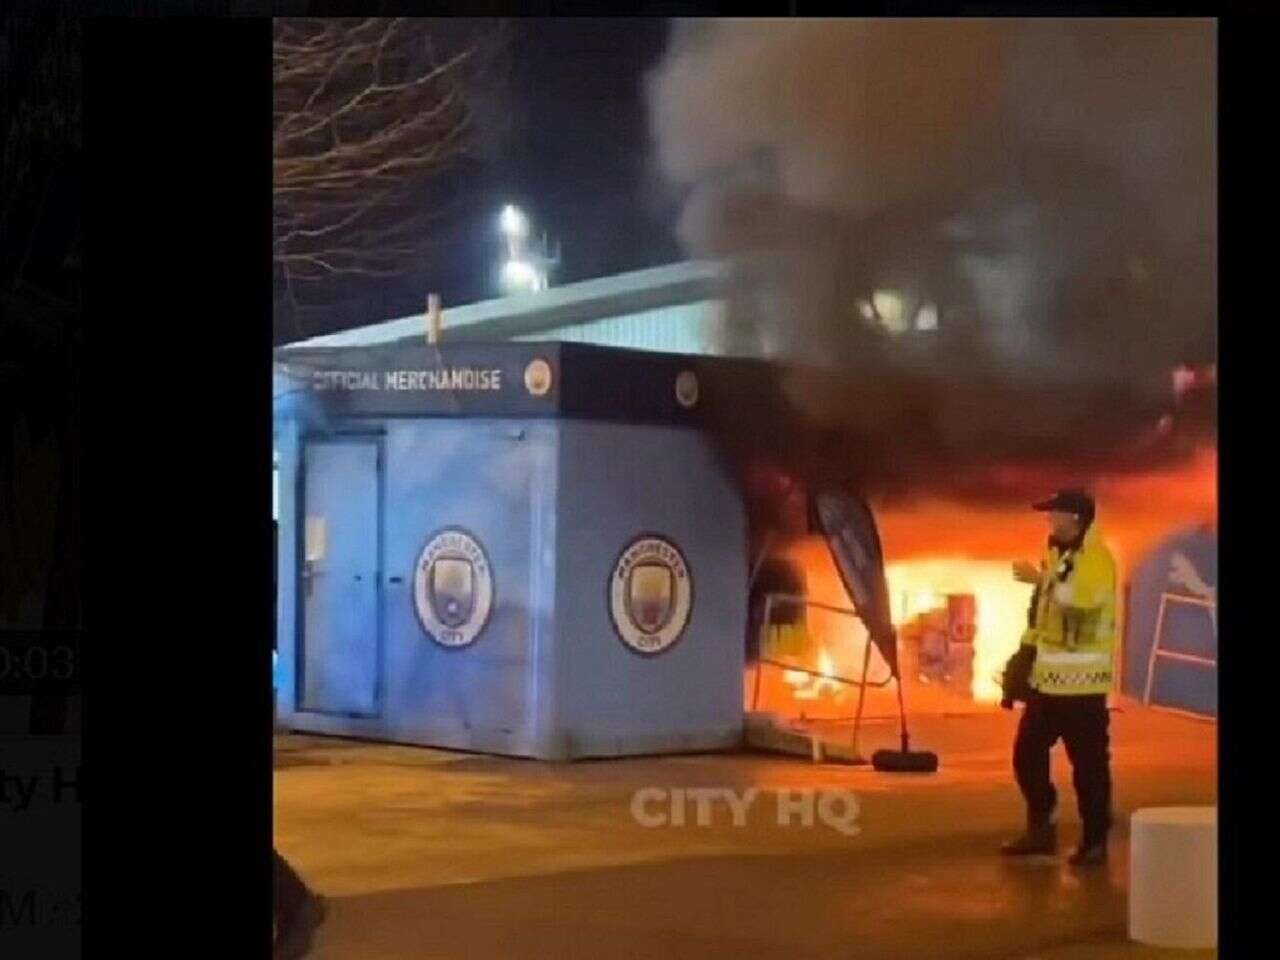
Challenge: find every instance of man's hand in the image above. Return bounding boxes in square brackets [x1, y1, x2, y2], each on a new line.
[1012, 560, 1040, 584]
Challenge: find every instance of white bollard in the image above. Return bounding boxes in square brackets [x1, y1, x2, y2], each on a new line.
[1129, 806, 1217, 949]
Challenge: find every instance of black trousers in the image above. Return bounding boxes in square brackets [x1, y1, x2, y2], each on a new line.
[1013, 692, 1112, 845]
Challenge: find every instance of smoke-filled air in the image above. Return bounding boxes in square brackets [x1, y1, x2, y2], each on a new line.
[646, 18, 1216, 511]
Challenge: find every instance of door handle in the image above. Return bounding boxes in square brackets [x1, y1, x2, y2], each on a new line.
[388, 576, 404, 584]
[302, 561, 320, 598]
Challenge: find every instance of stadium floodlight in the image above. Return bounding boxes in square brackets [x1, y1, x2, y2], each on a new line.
[501, 258, 541, 293]
[500, 204, 529, 239]
[497, 203, 555, 294]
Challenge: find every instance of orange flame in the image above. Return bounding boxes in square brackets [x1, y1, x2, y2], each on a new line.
[748, 448, 1217, 713]
[786, 646, 844, 700]
[886, 560, 1028, 701]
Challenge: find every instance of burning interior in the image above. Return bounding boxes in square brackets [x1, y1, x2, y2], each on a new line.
[739, 445, 1217, 721]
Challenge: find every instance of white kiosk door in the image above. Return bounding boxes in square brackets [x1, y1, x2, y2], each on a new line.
[299, 438, 381, 717]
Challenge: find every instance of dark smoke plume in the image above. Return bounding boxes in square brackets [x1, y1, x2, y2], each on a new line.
[647, 19, 1216, 518]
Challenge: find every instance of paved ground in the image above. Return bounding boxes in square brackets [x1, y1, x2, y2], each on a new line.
[274, 699, 1216, 959]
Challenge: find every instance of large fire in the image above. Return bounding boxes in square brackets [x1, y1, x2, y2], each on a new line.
[748, 448, 1217, 714]
[886, 560, 1029, 702]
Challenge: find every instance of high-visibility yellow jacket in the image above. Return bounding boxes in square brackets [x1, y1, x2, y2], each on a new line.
[1020, 521, 1117, 696]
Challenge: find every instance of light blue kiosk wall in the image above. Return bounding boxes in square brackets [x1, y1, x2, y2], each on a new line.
[273, 343, 747, 760]
[1122, 526, 1217, 717]
[553, 420, 746, 757]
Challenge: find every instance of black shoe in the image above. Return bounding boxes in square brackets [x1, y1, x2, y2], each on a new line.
[1000, 821, 1057, 856]
[274, 893, 327, 960]
[1068, 842, 1107, 867]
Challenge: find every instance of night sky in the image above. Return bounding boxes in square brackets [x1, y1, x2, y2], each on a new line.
[276, 18, 682, 345]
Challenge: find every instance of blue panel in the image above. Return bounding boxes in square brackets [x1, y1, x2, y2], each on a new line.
[1122, 526, 1217, 716]
[376, 419, 552, 746]
[1157, 600, 1216, 660]
[275, 422, 300, 714]
[300, 440, 380, 716]
[1147, 659, 1217, 717]
[552, 421, 746, 756]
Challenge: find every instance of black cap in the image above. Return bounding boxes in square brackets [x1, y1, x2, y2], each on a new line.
[1032, 489, 1096, 521]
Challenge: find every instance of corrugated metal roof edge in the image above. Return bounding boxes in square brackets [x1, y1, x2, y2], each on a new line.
[280, 260, 728, 351]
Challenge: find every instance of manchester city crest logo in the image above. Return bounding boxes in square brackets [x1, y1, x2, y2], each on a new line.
[674, 370, 700, 409]
[413, 528, 494, 648]
[524, 358, 553, 397]
[609, 535, 693, 655]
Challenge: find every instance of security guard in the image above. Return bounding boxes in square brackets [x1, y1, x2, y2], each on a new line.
[1000, 490, 1116, 866]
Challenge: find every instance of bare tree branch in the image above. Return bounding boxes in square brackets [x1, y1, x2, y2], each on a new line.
[273, 17, 507, 303]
